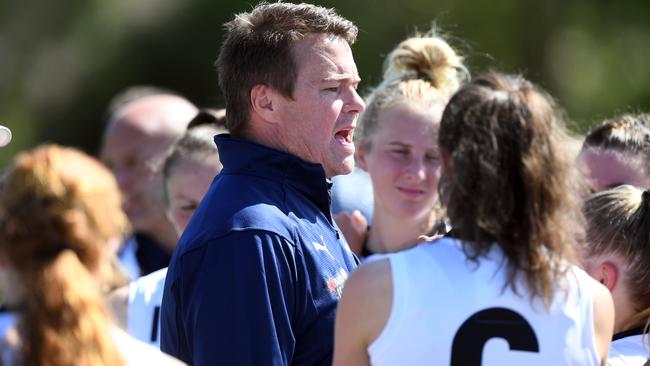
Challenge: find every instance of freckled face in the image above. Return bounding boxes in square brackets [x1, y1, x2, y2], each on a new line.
[360, 103, 443, 220]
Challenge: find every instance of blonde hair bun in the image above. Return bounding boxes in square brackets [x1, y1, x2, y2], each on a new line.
[384, 35, 468, 99]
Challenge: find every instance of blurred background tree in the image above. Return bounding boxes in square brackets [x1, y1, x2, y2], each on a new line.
[1, 0, 649, 169]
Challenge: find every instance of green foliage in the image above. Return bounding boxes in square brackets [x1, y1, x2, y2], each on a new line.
[1, 0, 649, 169]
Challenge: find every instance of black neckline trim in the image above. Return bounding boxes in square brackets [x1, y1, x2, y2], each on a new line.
[0, 303, 23, 313]
[613, 325, 647, 341]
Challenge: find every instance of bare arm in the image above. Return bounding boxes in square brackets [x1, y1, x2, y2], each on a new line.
[333, 258, 393, 366]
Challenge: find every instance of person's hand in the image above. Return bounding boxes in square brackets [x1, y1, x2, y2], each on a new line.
[334, 210, 369, 256]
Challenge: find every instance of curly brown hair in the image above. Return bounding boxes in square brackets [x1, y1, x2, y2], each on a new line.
[438, 72, 583, 306]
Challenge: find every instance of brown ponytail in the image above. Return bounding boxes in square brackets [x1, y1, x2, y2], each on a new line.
[438, 72, 582, 306]
[0, 144, 128, 366]
[20, 251, 124, 365]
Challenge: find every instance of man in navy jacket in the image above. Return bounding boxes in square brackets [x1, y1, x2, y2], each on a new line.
[160, 3, 365, 365]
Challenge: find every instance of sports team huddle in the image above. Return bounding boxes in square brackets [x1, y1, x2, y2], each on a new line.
[0, 2, 649, 366]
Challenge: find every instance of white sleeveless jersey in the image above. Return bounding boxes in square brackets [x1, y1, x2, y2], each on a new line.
[607, 335, 650, 366]
[127, 267, 168, 347]
[368, 237, 600, 366]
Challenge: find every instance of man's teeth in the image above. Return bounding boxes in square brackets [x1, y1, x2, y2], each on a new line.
[336, 130, 353, 143]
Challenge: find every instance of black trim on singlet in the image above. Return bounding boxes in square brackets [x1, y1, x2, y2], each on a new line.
[360, 222, 449, 258]
[360, 233, 374, 258]
[0, 303, 23, 313]
[613, 325, 647, 341]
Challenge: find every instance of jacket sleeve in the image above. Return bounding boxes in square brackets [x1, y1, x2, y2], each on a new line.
[167, 230, 299, 366]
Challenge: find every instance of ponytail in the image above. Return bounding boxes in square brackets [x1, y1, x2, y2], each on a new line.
[584, 185, 650, 335]
[0, 145, 130, 366]
[355, 29, 468, 148]
[19, 250, 124, 366]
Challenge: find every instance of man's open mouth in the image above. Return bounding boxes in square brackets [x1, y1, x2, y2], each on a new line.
[335, 128, 354, 144]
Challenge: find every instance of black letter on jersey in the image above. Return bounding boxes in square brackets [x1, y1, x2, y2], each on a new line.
[451, 307, 539, 365]
[151, 306, 160, 343]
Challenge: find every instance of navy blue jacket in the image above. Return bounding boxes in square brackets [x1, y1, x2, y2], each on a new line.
[160, 135, 358, 365]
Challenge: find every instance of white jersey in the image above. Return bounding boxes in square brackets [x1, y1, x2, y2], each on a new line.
[608, 332, 650, 366]
[368, 237, 600, 366]
[119, 236, 141, 280]
[127, 267, 168, 347]
[0, 311, 183, 365]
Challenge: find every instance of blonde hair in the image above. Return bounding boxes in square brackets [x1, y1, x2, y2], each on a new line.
[355, 30, 469, 149]
[0, 145, 128, 365]
[583, 185, 650, 331]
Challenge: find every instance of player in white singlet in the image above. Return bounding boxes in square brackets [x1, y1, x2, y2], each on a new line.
[582, 185, 650, 366]
[333, 73, 614, 366]
[111, 112, 226, 346]
[333, 30, 468, 257]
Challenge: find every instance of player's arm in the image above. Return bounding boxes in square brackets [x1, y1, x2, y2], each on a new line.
[183, 230, 297, 365]
[591, 278, 614, 366]
[333, 258, 393, 366]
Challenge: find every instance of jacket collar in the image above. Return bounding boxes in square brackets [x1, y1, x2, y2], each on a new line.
[215, 134, 332, 218]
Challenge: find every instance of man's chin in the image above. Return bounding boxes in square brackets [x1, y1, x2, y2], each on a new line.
[324, 159, 355, 178]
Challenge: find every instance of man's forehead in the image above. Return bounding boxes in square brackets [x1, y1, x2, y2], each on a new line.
[293, 34, 359, 81]
[103, 118, 172, 157]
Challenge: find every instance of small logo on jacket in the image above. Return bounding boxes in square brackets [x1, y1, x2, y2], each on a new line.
[312, 235, 335, 260]
[326, 268, 348, 298]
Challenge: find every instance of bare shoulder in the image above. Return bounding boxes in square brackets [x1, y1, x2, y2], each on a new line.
[343, 258, 393, 310]
[334, 258, 393, 366]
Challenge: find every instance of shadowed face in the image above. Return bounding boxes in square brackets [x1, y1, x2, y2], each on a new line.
[166, 154, 222, 234]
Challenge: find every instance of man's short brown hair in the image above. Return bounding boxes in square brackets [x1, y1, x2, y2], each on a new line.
[215, 2, 358, 136]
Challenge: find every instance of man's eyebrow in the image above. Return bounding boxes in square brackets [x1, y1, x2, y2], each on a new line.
[322, 73, 361, 83]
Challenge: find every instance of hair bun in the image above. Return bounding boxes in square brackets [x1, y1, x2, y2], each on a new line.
[383, 35, 468, 99]
[642, 189, 650, 203]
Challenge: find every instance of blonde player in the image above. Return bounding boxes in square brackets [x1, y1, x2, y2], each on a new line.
[582, 185, 650, 365]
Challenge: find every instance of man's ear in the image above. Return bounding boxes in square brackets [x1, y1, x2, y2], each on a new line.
[250, 84, 280, 124]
